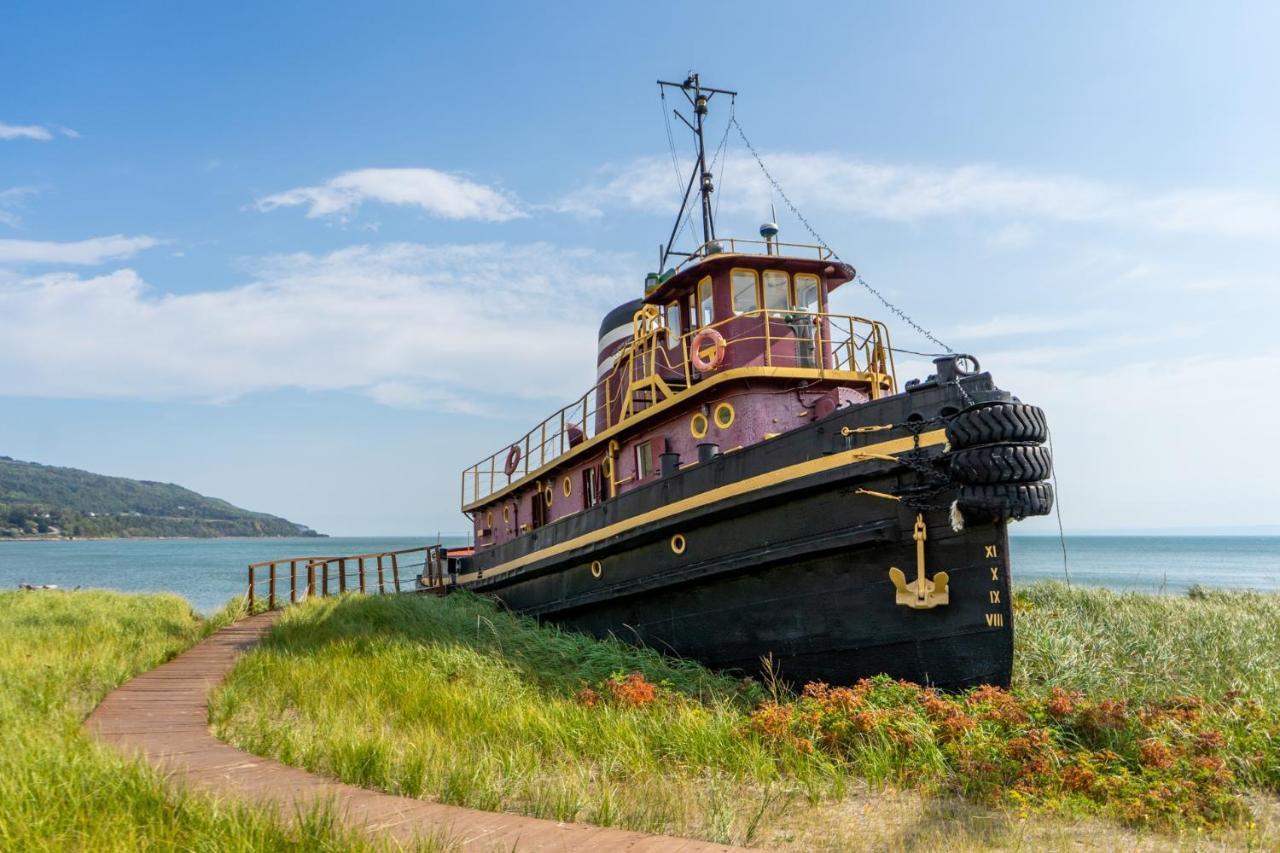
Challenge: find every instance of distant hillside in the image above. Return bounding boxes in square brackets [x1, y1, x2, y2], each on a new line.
[0, 457, 321, 539]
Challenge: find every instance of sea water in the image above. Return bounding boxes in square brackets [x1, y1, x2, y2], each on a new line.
[1, 535, 1277, 613]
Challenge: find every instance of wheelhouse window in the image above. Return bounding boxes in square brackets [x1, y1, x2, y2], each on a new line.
[763, 270, 791, 316]
[665, 301, 680, 336]
[795, 273, 820, 313]
[698, 276, 714, 327]
[635, 441, 654, 479]
[731, 269, 759, 315]
[687, 291, 698, 328]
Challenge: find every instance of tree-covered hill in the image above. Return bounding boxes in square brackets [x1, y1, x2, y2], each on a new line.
[0, 457, 321, 539]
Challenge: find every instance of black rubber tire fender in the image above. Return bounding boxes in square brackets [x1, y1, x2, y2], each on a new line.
[950, 443, 1053, 485]
[957, 481, 1055, 522]
[946, 403, 1048, 450]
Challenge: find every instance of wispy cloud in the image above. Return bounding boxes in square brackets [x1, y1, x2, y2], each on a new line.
[0, 122, 77, 141]
[0, 235, 162, 265]
[0, 187, 39, 228]
[255, 167, 526, 223]
[562, 153, 1280, 240]
[0, 242, 636, 409]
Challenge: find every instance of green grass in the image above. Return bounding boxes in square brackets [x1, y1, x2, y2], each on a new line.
[1014, 582, 1280, 707]
[0, 589, 420, 852]
[212, 584, 1280, 849]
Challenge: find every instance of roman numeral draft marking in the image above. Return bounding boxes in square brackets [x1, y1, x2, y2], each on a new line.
[985, 545, 998, 559]
[985, 612, 1004, 628]
[989, 590, 1001, 604]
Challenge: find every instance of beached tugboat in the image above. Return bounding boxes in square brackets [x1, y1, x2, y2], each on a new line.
[434, 75, 1054, 689]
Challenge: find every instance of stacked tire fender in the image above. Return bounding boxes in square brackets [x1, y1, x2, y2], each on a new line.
[945, 403, 1054, 524]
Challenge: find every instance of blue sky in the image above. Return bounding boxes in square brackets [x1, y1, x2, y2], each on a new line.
[2, 1, 1277, 535]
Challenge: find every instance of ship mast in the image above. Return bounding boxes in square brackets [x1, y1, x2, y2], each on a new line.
[657, 73, 736, 272]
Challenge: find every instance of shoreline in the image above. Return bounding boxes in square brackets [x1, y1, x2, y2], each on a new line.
[0, 534, 330, 543]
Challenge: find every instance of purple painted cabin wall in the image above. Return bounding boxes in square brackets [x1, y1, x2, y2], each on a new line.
[470, 255, 873, 548]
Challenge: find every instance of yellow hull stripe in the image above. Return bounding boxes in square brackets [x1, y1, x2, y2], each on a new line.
[456, 428, 946, 585]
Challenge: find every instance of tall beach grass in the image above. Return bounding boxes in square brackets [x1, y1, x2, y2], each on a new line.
[0, 589, 416, 852]
[213, 584, 1280, 849]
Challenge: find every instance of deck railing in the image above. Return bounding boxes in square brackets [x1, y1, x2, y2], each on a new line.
[245, 545, 449, 610]
[460, 309, 895, 508]
[667, 237, 836, 275]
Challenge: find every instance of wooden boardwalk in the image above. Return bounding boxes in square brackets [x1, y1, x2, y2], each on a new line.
[86, 611, 749, 852]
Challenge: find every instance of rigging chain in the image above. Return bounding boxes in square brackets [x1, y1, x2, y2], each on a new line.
[731, 116, 954, 355]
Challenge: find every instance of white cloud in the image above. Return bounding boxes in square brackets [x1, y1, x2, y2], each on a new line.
[0, 187, 38, 228]
[0, 242, 637, 410]
[563, 153, 1280, 240]
[0, 235, 162, 265]
[0, 123, 77, 141]
[0, 123, 53, 141]
[256, 168, 526, 223]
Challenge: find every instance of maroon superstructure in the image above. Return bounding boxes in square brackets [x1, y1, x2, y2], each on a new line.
[462, 237, 896, 550]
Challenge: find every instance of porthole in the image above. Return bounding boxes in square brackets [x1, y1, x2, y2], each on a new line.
[590, 560, 602, 578]
[544, 483, 554, 507]
[691, 412, 709, 439]
[602, 456, 614, 477]
[670, 533, 687, 555]
[485, 510, 494, 527]
[563, 475, 573, 496]
[714, 401, 735, 429]
[503, 504, 511, 523]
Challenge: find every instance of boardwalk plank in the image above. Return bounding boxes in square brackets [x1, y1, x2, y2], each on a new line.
[86, 610, 750, 852]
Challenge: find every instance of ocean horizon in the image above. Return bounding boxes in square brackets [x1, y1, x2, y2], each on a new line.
[2, 534, 1278, 614]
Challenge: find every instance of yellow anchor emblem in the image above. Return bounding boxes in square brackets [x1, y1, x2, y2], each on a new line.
[889, 513, 950, 609]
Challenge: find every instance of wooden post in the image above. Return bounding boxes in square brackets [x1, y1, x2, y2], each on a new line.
[247, 565, 255, 610]
[268, 563, 277, 610]
[391, 553, 401, 592]
[358, 557, 366, 594]
[338, 558, 347, 593]
[290, 560, 297, 605]
[307, 562, 316, 599]
[377, 555, 386, 594]
[322, 561, 330, 597]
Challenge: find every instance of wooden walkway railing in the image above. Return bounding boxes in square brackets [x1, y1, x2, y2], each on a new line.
[246, 546, 449, 610]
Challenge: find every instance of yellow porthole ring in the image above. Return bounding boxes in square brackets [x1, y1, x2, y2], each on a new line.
[563, 475, 573, 497]
[714, 401, 735, 429]
[690, 412, 709, 439]
[601, 456, 614, 477]
[670, 533, 687, 555]
[485, 510, 494, 528]
[544, 483, 554, 507]
[502, 504, 511, 523]
[590, 560, 602, 578]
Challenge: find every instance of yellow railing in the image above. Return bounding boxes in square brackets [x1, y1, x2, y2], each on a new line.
[460, 308, 895, 508]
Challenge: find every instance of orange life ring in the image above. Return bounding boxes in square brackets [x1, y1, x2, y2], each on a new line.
[690, 328, 726, 372]
[503, 444, 522, 477]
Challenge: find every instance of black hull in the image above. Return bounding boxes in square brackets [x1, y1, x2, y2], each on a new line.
[456, 373, 1019, 690]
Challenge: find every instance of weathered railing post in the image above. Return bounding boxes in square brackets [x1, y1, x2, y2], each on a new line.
[391, 553, 401, 592]
[358, 557, 366, 594]
[307, 561, 316, 599]
[377, 555, 386, 594]
[247, 565, 255, 610]
[322, 560, 330, 597]
[289, 559, 297, 605]
[338, 558, 347, 593]
[268, 563, 277, 610]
